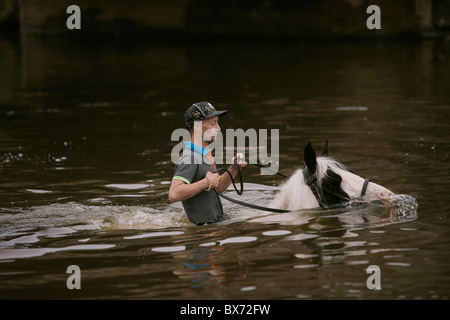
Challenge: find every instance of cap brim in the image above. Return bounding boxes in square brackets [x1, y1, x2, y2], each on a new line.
[216, 110, 228, 117]
[204, 110, 228, 119]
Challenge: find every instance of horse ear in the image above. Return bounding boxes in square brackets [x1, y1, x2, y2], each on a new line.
[304, 142, 317, 174]
[320, 140, 329, 157]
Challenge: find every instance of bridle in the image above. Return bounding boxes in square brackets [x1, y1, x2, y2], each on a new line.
[302, 167, 371, 208]
[213, 157, 371, 213]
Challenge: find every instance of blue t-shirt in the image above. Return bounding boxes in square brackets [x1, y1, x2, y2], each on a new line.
[172, 142, 223, 225]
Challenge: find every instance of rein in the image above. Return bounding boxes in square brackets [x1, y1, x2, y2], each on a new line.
[303, 167, 371, 208]
[214, 158, 371, 212]
[214, 158, 292, 213]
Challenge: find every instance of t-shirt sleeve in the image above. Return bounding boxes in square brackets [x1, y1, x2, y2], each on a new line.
[172, 159, 196, 185]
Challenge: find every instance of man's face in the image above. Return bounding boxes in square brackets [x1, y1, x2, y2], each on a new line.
[201, 116, 221, 142]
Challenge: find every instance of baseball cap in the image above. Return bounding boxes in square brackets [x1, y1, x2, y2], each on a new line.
[184, 102, 228, 129]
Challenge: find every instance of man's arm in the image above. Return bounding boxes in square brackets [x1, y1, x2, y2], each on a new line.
[169, 172, 220, 203]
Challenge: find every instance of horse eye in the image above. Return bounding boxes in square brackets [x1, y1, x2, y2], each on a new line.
[321, 170, 350, 205]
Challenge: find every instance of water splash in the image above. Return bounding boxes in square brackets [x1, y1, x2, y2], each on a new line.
[246, 193, 418, 228]
[0, 202, 190, 248]
[391, 194, 419, 221]
[0, 189, 418, 249]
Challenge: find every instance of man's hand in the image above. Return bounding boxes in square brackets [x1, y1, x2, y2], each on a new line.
[231, 153, 248, 170]
[206, 171, 220, 189]
[214, 153, 247, 194]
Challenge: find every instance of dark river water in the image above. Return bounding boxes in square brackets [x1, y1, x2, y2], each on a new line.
[0, 35, 449, 300]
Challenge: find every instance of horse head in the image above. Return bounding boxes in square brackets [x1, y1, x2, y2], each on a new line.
[304, 141, 353, 207]
[271, 140, 394, 211]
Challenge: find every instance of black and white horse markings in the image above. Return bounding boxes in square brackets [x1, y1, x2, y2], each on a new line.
[271, 141, 395, 211]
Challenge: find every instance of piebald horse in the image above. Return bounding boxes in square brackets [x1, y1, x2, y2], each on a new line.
[270, 141, 394, 211]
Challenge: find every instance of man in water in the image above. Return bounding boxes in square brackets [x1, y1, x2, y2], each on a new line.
[169, 101, 247, 225]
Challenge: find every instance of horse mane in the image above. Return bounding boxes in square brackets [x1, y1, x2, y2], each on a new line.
[269, 170, 319, 210]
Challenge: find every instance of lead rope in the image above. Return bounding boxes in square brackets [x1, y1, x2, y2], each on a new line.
[212, 157, 371, 213]
[214, 158, 292, 213]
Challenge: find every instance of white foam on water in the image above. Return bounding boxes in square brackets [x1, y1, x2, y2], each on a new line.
[336, 106, 368, 111]
[385, 262, 411, 267]
[246, 193, 418, 228]
[103, 205, 190, 229]
[25, 189, 53, 194]
[199, 242, 217, 247]
[285, 233, 319, 241]
[0, 244, 115, 260]
[108, 194, 146, 198]
[240, 286, 257, 292]
[219, 236, 258, 245]
[0, 202, 191, 248]
[262, 230, 292, 236]
[152, 246, 186, 253]
[293, 264, 319, 269]
[0, 187, 418, 251]
[105, 184, 150, 190]
[124, 231, 184, 240]
[294, 253, 319, 259]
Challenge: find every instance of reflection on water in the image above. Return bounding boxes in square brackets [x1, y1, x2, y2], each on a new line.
[0, 36, 449, 299]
